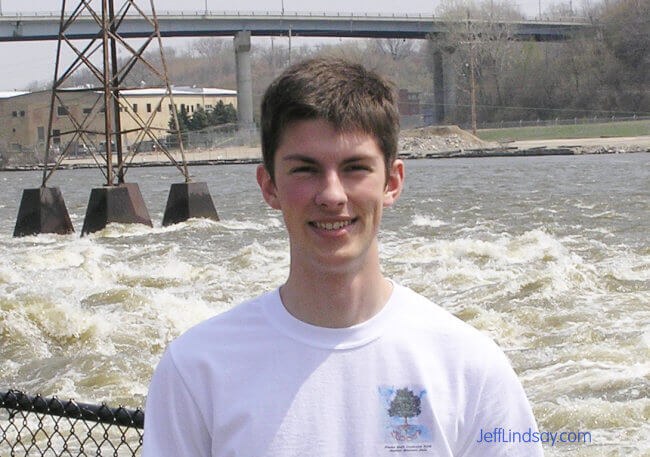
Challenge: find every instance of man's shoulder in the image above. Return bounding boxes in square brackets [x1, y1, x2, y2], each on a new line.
[393, 284, 487, 339]
[167, 289, 277, 362]
[392, 284, 510, 368]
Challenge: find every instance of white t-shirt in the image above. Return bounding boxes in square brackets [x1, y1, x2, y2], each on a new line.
[143, 283, 542, 457]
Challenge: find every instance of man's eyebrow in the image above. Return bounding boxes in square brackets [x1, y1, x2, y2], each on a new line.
[282, 154, 375, 163]
[282, 154, 318, 163]
[341, 155, 374, 164]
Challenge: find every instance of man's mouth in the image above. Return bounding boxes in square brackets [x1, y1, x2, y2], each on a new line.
[310, 219, 356, 230]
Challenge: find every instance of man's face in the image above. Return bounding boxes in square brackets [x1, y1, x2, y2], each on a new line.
[257, 119, 404, 273]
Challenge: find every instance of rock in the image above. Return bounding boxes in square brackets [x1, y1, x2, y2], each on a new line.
[398, 125, 497, 156]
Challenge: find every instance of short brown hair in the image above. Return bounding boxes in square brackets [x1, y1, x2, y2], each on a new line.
[260, 58, 399, 181]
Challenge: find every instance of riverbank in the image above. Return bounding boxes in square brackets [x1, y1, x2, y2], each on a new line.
[397, 126, 650, 159]
[2, 132, 649, 172]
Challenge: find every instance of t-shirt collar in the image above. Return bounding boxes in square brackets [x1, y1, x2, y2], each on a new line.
[262, 281, 401, 350]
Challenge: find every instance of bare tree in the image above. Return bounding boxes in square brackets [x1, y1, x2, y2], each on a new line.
[371, 39, 415, 61]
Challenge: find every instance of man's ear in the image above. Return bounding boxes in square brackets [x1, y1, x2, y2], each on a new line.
[383, 159, 404, 207]
[256, 164, 281, 210]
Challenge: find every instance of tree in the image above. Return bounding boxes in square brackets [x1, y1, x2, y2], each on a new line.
[371, 39, 415, 61]
[436, 0, 524, 20]
[169, 105, 190, 132]
[430, 0, 524, 125]
[602, 0, 650, 71]
[189, 106, 209, 131]
[209, 100, 237, 125]
[599, 0, 650, 113]
[388, 388, 421, 426]
[221, 103, 237, 124]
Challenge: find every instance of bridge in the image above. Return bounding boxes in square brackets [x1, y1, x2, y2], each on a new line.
[0, 10, 594, 125]
[0, 10, 592, 42]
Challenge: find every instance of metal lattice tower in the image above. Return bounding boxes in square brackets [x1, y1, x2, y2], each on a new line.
[42, 0, 189, 188]
[14, 0, 219, 237]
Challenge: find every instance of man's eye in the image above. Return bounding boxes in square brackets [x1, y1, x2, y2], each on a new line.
[346, 164, 371, 172]
[291, 166, 316, 173]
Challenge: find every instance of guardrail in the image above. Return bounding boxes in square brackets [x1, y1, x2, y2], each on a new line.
[0, 10, 590, 23]
[0, 389, 143, 457]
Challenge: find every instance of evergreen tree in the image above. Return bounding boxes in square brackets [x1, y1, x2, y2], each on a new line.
[168, 105, 190, 132]
[190, 106, 209, 131]
[209, 100, 237, 125]
[388, 388, 421, 426]
[208, 100, 223, 124]
[222, 103, 237, 124]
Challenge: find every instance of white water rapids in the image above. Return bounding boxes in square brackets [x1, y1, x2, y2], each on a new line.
[1, 153, 648, 456]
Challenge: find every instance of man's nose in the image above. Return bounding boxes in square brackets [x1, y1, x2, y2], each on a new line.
[314, 171, 348, 208]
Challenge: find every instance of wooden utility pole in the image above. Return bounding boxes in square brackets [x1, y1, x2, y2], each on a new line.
[467, 10, 478, 135]
[288, 25, 292, 65]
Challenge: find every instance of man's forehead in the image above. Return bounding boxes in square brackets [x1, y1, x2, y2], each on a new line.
[281, 118, 375, 141]
[277, 120, 381, 156]
[281, 152, 379, 164]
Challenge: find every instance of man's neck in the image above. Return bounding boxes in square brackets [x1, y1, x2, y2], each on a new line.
[279, 258, 393, 329]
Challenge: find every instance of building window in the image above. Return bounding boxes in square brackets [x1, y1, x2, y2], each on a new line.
[57, 106, 68, 116]
[132, 104, 138, 113]
[12, 111, 17, 117]
[37, 126, 45, 141]
[83, 108, 92, 114]
[20, 110, 25, 117]
[206, 104, 213, 110]
[53, 129, 61, 144]
[147, 103, 152, 113]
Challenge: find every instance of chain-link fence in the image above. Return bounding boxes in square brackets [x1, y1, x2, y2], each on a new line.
[467, 114, 650, 131]
[0, 124, 261, 168]
[164, 124, 259, 151]
[0, 390, 144, 457]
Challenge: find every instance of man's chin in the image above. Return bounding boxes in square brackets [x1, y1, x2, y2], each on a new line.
[308, 249, 366, 272]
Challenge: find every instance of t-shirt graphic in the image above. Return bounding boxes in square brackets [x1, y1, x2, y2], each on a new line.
[379, 385, 434, 453]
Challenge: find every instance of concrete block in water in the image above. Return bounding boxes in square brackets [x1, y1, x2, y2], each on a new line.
[81, 183, 152, 236]
[162, 182, 219, 226]
[13, 187, 74, 237]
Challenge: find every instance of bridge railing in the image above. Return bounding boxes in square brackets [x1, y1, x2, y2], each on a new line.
[0, 10, 590, 23]
[1, 10, 436, 18]
[0, 389, 144, 457]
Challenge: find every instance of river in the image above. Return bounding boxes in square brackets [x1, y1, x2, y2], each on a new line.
[1, 153, 648, 456]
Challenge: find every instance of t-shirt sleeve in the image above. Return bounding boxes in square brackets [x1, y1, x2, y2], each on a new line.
[456, 344, 544, 457]
[142, 347, 212, 457]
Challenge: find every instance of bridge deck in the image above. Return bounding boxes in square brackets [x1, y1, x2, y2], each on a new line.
[0, 11, 593, 42]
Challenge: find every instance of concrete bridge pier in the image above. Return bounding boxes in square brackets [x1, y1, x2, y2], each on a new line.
[234, 31, 254, 130]
[80, 183, 152, 236]
[13, 187, 74, 237]
[433, 48, 457, 125]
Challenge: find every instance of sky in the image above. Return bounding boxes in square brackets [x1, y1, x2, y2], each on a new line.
[0, 0, 577, 91]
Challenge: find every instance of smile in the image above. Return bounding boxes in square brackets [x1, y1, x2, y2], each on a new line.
[310, 219, 356, 230]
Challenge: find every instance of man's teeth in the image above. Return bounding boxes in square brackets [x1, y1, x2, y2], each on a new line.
[314, 220, 352, 230]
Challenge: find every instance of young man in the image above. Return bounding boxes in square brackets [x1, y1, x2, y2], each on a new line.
[143, 58, 543, 457]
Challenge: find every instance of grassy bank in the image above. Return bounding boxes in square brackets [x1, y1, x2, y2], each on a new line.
[476, 120, 650, 142]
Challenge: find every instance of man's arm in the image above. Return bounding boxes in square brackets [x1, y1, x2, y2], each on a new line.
[143, 348, 212, 457]
[456, 346, 544, 457]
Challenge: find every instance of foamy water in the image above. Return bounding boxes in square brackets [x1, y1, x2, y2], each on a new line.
[1, 154, 648, 456]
